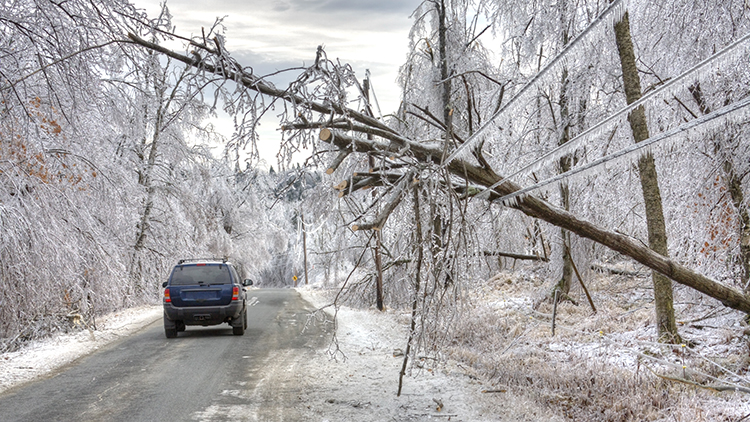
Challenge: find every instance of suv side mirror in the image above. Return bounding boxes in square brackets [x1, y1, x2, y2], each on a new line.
[243, 279, 253, 286]
[162, 281, 168, 288]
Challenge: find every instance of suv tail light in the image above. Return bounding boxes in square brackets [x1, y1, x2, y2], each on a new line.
[164, 288, 171, 303]
[232, 286, 239, 301]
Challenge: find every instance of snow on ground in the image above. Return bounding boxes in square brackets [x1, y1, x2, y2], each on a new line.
[294, 287, 561, 422]
[455, 269, 750, 421]
[0, 305, 162, 394]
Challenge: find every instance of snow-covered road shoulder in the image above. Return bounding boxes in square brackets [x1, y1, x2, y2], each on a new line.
[0, 305, 162, 394]
[296, 286, 556, 421]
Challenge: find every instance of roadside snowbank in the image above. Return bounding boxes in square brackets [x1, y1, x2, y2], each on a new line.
[0, 305, 162, 394]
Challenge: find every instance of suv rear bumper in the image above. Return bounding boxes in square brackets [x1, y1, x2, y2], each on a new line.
[163, 301, 244, 326]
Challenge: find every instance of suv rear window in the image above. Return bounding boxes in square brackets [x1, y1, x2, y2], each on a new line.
[170, 265, 231, 286]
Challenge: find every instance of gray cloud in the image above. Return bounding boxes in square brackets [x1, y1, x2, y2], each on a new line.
[272, 2, 291, 12]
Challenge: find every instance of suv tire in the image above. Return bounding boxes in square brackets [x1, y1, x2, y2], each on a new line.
[232, 308, 246, 336]
[165, 327, 177, 338]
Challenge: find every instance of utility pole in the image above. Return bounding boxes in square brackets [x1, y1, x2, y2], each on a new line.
[301, 210, 309, 285]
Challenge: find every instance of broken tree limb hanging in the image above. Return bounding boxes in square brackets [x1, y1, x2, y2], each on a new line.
[128, 34, 404, 142]
[351, 173, 415, 231]
[344, 176, 378, 196]
[480, 250, 549, 262]
[333, 179, 348, 192]
[445, 251, 549, 261]
[335, 172, 406, 197]
[570, 258, 597, 313]
[320, 128, 750, 315]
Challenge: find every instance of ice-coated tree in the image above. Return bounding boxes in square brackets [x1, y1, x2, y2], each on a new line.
[0, 0, 274, 350]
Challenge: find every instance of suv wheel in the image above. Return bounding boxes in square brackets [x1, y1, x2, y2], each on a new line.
[165, 327, 177, 338]
[164, 315, 178, 338]
[232, 308, 246, 336]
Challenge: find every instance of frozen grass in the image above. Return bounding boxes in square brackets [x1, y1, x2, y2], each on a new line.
[445, 268, 750, 421]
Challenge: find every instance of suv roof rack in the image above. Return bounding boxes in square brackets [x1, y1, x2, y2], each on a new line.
[177, 258, 229, 265]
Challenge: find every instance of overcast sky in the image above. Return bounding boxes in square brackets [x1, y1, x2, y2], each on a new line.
[132, 0, 422, 165]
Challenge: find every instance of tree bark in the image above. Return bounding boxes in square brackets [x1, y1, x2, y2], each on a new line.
[301, 211, 309, 286]
[437, 0, 452, 131]
[557, 66, 573, 298]
[364, 78, 385, 310]
[614, 12, 680, 343]
[133, 98, 162, 253]
[553, 0, 574, 301]
[398, 182, 425, 397]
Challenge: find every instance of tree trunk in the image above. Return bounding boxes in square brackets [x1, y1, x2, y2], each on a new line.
[398, 182, 425, 397]
[434, 0, 450, 270]
[438, 0, 451, 133]
[554, 5, 573, 299]
[301, 211, 309, 286]
[133, 120, 159, 252]
[129, 104, 160, 298]
[614, 12, 681, 343]
[364, 77, 385, 310]
[374, 230, 385, 311]
[557, 66, 573, 298]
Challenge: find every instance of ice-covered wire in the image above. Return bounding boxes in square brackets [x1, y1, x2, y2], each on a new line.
[442, 0, 629, 166]
[474, 30, 750, 201]
[493, 95, 750, 205]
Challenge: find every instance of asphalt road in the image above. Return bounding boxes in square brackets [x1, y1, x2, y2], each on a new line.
[0, 289, 329, 422]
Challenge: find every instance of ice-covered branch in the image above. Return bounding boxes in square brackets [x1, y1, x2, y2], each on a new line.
[351, 173, 415, 231]
[126, 33, 398, 137]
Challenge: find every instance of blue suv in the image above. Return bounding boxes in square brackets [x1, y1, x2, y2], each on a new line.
[161, 259, 253, 338]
